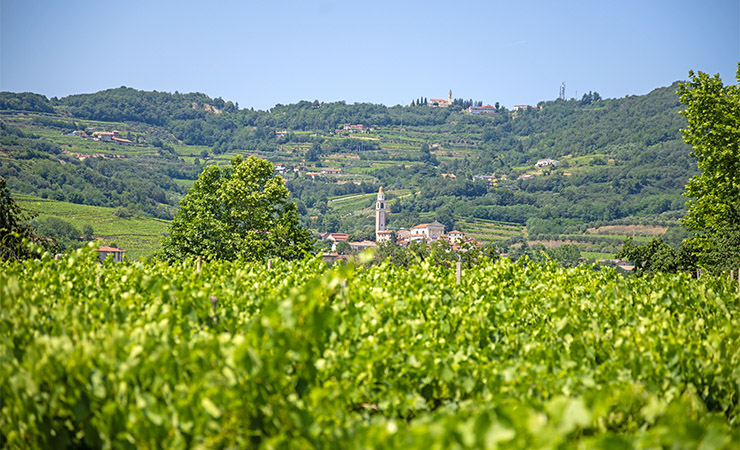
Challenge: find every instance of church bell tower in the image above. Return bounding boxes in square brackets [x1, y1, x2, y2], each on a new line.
[375, 187, 386, 241]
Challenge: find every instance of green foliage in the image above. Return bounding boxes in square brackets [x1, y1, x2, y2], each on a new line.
[1, 251, 739, 447]
[678, 64, 740, 273]
[545, 243, 581, 267]
[161, 155, 313, 262]
[0, 91, 54, 113]
[0, 178, 50, 260]
[33, 217, 82, 250]
[335, 240, 352, 255]
[616, 237, 696, 275]
[0, 81, 700, 248]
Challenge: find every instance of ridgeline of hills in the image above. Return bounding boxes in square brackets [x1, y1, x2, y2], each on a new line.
[0, 84, 695, 257]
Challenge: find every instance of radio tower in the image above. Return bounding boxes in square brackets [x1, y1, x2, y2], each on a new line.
[559, 82, 566, 101]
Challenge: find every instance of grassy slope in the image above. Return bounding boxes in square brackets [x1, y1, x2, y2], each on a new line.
[17, 194, 168, 260]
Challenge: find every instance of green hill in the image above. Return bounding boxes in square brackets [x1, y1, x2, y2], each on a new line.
[0, 83, 695, 258]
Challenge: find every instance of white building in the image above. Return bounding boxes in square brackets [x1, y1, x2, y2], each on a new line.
[409, 221, 445, 242]
[376, 187, 393, 242]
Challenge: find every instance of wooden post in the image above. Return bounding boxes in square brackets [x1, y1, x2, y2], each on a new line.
[268, 259, 272, 270]
[456, 261, 462, 285]
[197, 256, 202, 273]
[210, 296, 218, 323]
[697, 268, 701, 279]
[96, 263, 102, 288]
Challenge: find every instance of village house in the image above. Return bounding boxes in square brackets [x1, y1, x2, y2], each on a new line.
[446, 230, 465, 243]
[535, 158, 560, 168]
[468, 105, 497, 115]
[324, 233, 349, 251]
[93, 130, 134, 145]
[473, 175, 498, 187]
[409, 221, 445, 242]
[349, 240, 377, 251]
[321, 252, 349, 266]
[95, 246, 125, 263]
[342, 124, 365, 133]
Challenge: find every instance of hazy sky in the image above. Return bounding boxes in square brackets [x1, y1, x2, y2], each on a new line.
[1, 0, 738, 110]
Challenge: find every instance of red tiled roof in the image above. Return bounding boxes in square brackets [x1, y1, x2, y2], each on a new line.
[96, 246, 124, 252]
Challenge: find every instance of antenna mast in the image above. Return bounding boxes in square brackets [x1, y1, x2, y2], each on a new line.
[559, 82, 566, 101]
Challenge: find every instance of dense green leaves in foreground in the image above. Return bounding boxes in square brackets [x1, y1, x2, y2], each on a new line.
[1, 248, 739, 448]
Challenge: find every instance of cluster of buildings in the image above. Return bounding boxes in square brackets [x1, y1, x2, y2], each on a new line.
[535, 158, 560, 168]
[320, 187, 479, 259]
[67, 129, 134, 145]
[429, 90, 454, 108]
[341, 124, 368, 133]
[374, 187, 474, 247]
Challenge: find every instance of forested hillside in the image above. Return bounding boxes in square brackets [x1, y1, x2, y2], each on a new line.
[0, 83, 695, 256]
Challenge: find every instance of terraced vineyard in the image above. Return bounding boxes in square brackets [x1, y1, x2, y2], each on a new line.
[454, 218, 524, 243]
[2, 249, 738, 448]
[15, 194, 168, 259]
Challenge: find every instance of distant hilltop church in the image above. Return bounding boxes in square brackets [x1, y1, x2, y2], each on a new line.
[374, 187, 471, 247]
[429, 90, 453, 108]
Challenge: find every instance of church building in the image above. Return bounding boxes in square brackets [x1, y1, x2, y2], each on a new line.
[375, 187, 393, 242]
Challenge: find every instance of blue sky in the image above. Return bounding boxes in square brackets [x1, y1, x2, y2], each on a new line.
[1, 0, 738, 110]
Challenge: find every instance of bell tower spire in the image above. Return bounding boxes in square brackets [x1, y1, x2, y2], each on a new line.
[375, 186, 386, 241]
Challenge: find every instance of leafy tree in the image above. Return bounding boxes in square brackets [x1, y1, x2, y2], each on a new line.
[335, 240, 352, 255]
[160, 156, 313, 262]
[34, 217, 81, 250]
[678, 64, 740, 272]
[82, 224, 94, 241]
[0, 178, 49, 260]
[374, 239, 413, 266]
[545, 243, 581, 267]
[617, 237, 696, 275]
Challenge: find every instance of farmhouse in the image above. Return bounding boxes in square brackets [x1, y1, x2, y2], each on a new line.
[342, 124, 365, 133]
[95, 246, 125, 263]
[535, 158, 560, 168]
[468, 105, 497, 115]
[349, 240, 377, 251]
[409, 221, 446, 242]
[93, 130, 134, 145]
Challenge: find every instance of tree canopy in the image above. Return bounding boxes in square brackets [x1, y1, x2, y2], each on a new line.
[678, 63, 740, 272]
[160, 156, 313, 262]
[0, 177, 49, 260]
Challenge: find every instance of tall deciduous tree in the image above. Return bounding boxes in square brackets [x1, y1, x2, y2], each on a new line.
[160, 156, 313, 262]
[0, 178, 49, 260]
[678, 64, 740, 272]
